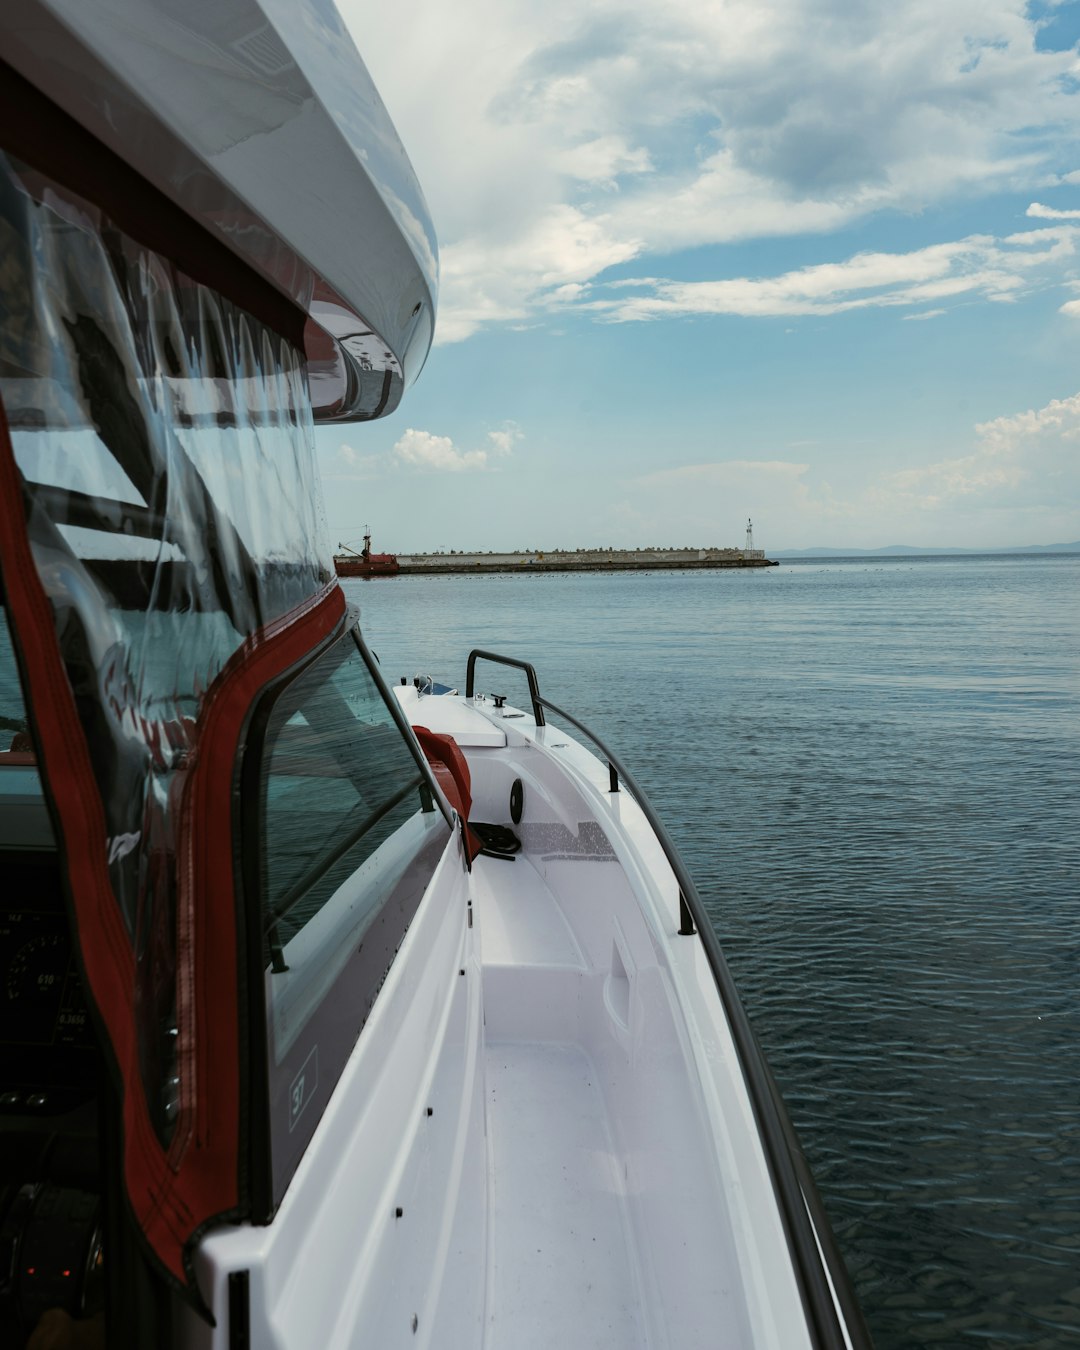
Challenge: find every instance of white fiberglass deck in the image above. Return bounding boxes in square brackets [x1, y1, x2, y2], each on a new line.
[476, 850, 644, 1348]
[484, 1041, 647, 1349]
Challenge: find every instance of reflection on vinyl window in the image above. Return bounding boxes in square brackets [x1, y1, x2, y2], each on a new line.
[258, 634, 437, 1051]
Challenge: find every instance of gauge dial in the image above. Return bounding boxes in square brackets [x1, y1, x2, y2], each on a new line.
[4, 931, 69, 1044]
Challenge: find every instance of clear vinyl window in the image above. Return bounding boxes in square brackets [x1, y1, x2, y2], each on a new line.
[0, 148, 333, 1149]
[249, 629, 450, 1205]
[261, 634, 433, 959]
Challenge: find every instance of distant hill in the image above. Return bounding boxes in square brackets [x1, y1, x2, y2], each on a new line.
[772, 542, 1080, 558]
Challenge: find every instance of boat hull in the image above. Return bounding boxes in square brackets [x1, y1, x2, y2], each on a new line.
[180, 683, 863, 1349]
[334, 557, 401, 577]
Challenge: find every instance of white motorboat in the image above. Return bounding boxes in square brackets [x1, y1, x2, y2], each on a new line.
[0, 3, 870, 1346]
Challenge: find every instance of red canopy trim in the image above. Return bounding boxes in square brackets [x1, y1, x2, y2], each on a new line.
[171, 582, 347, 1241]
[0, 391, 348, 1301]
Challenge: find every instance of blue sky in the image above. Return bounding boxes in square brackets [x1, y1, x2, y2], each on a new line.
[323, 0, 1080, 554]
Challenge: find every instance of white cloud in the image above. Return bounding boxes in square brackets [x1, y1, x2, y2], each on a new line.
[555, 135, 653, 185]
[391, 423, 522, 472]
[976, 393, 1080, 458]
[903, 308, 947, 321]
[392, 428, 488, 472]
[486, 423, 523, 455]
[1061, 299, 1080, 317]
[586, 228, 1077, 322]
[437, 205, 641, 343]
[1028, 201, 1080, 219]
[621, 392, 1080, 544]
[871, 395, 1080, 515]
[349, 0, 1080, 341]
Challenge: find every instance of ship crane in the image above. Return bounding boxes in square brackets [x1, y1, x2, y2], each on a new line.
[338, 525, 375, 561]
[335, 527, 399, 576]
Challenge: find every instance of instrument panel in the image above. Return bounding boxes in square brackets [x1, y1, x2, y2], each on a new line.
[0, 853, 96, 1110]
[1, 910, 93, 1050]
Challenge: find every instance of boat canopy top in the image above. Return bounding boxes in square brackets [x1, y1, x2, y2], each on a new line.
[3, 0, 438, 422]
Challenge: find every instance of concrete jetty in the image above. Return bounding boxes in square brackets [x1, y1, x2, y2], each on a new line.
[388, 546, 777, 575]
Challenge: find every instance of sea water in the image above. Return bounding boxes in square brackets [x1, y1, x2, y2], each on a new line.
[349, 554, 1080, 1350]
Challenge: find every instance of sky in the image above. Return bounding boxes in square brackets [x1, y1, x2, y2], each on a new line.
[321, 0, 1080, 554]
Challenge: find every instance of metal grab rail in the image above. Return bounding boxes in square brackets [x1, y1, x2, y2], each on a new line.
[464, 648, 872, 1350]
[465, 649, 547, 725]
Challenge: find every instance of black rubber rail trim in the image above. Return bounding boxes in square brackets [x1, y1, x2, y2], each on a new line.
[465, 649, 873, 1350]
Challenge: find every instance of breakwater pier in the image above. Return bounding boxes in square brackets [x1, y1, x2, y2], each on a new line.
[336, 545, 777, 577]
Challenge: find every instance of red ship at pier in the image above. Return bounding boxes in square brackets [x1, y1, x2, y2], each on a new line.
[334, 529, 400, 577]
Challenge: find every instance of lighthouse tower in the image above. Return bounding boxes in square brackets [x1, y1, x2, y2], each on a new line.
[745, 518, 754, 555]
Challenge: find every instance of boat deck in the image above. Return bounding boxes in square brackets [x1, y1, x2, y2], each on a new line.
[473, 853, 648, 1348]
[484, 1041, 648, 1349]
